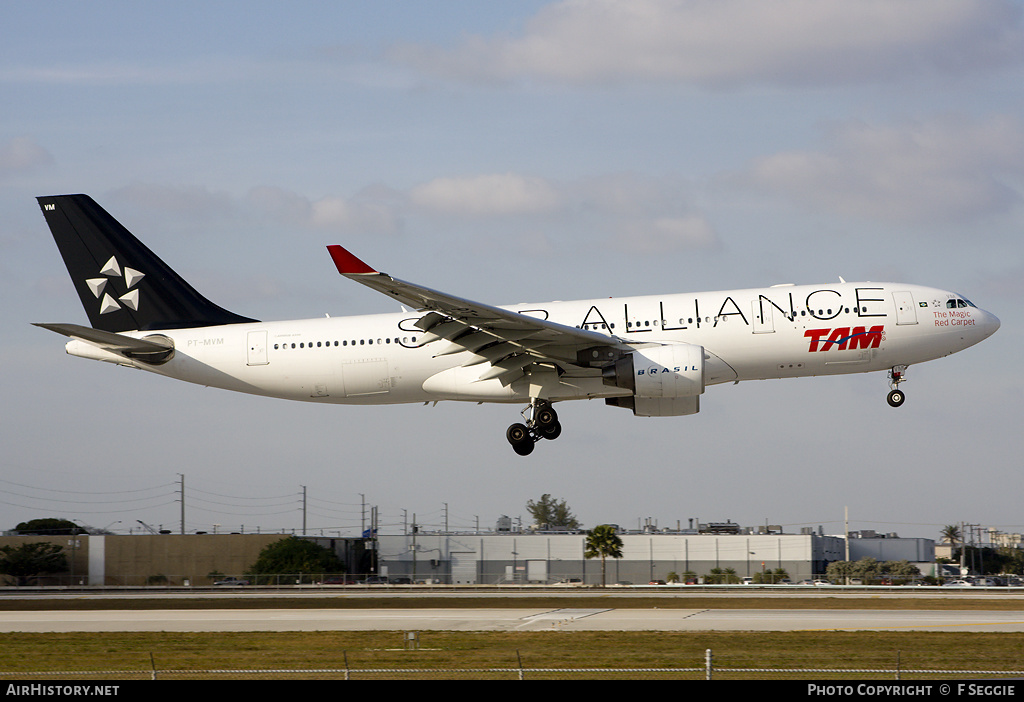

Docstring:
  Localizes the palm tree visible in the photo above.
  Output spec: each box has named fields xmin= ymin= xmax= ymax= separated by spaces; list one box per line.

xmin=584 ymin=525 xmax=623 ymax=587
xmin=941 ymin=525 xmax=962 ymax=545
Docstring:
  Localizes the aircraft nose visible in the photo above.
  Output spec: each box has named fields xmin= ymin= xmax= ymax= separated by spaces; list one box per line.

xmin=980 ymin=309 xmax=1001 ymax=338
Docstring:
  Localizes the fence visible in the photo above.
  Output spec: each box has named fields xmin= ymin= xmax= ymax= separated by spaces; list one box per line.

xmin=3 ymin=650 xmax=1023 ymax=680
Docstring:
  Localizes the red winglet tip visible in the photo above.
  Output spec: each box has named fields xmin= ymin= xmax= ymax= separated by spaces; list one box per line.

xmin=327 ymin=245 xmax=376 ymax=275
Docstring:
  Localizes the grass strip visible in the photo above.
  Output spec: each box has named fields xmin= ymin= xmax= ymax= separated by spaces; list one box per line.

xmin=1 ymin=594 xmax=1022 ymax=611
xmin=0 ymin=630 xmax=1021 ymax=679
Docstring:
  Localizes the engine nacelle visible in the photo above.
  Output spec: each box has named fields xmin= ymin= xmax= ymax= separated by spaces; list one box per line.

xmin=602 ymin=343 xmax=705 ymax=416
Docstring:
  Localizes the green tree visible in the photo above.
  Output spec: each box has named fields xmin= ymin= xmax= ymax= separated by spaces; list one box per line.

xmin=706 ymin=567 xmax=740 ymax=584
xmin=584 ymin=525 xmax=623 ymax=587
xmin=245 ymin=537 xmax=345 ymax=584
xmin=953 ymin=546 xmax=1024 ymax=576
xmin=884 ymin=560 xmax=922 ymax=579
xmin=12 ymin=518 xmax=85 ymax=536
xmin=525 ymin=494 xmax=580 ymax=529
xmin=940 ymin=525 xmax=962 ymax=544
xmin=0 ymin=542 xmax=67 ymax=585
xmin=753 ymin=568 xmax=789 ymax=584
xmin=826 ymin=558 xmax=921 ymax=583
xmin=757 ymin=568 xmax=786 ymax=585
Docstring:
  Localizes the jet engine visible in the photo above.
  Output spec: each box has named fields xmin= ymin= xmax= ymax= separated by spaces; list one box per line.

xmin=602 ymin=343 xmax=705 ymax=416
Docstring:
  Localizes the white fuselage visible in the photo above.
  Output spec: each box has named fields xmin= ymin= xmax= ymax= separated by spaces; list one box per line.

xmin=69 ymin=282 xmax=999 ymax=407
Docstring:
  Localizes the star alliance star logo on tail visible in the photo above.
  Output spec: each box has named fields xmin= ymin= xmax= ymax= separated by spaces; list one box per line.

xmin=85 ymin=255 xmax=144 ymax=315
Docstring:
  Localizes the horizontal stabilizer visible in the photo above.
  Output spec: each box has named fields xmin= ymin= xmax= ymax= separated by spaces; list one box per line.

xmin=34 ymin=323 xmax=174 ymax=363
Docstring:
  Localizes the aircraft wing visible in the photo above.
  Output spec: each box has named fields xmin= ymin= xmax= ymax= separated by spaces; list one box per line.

xmin=327 ymin=245 xmax=630 ymax=382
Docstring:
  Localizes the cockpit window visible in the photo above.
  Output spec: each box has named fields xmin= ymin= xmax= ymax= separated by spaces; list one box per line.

xmin=947 ymin=297 xmax=975 ymax=309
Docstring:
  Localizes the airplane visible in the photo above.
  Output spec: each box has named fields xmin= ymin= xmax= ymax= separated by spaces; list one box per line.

xmin=35 ymin=194 xmax=1000 ymax=456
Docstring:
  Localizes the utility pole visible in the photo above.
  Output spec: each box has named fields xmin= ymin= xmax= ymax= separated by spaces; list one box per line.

xmin=301 ymin=485 xmax=307 ymax=535
xmin=178 ymin=474 xmax=185 ymax=535
xmin=960 ymin=521 xmax=967 ymax=574
xmin=370 ymin=505 xmax=378 ymax=574
xmin=844 ymin=506 xmax=849 ymax=562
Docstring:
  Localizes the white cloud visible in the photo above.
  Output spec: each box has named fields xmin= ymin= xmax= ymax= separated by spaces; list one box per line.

xmin=410 ymin=173 xmax=563 ymax=217
xmin=0 ymin=136 xmax=54 ymax=177
xmin=740 ymin=115 xmax=1024 ymax=225
xmin=619 ymin=215 xmax=720 ymax=253
xmin=247 ymin=186 xmax=401 ymax=235
xmin=391 ymin=0 xmax=1024 ymax=87
xmin=110 ymin=183 xmax=233 ymax=218
xmin=407 ymin=171 xmax=722 ymax=254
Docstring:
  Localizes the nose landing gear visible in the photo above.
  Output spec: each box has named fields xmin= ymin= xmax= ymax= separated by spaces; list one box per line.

xmin=506 ymin=400 xmax=561 ymax=456
xmin=887 ymin=365 xmax=908 ymax=407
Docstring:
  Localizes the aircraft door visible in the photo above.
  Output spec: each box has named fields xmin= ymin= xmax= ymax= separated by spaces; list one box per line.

xmin=246 ymin=330 xmax=269 ymax=366
xmin=752 ymin=300 xmax=774 ymax=333
xmin=893 ymin=291 xmax=918 ymax=325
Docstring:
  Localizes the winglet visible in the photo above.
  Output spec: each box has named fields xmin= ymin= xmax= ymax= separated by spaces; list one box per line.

xmin=327 ymin=245 xmax=377 ymax=275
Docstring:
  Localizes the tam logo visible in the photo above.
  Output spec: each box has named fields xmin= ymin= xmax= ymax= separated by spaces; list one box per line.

xmin=805 ymin=326 xmax=884 ymax=352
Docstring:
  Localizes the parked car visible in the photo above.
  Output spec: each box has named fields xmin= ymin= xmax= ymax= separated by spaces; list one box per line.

xmin=213 ymin=576 xmax=250 ymax=586
xmin=362 ymin=575 xmax=390 ymax=585
xmin=321 ymin=576 xmax=357 ymax=585
xmin=552 ymin=578 xmax=583 ymax=586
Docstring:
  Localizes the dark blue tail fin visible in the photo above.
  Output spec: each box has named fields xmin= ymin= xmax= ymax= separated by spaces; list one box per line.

xmin=38 ymin=194 xmax=257 ymax=332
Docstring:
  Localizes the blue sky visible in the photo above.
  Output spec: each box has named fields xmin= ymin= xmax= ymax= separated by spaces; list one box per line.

xmin=2 ymin=1 xmax=1022 ymax=542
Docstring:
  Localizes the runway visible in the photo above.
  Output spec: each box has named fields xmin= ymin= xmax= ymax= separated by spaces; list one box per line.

xmin=3 ymin=607 xmax=1024 ymax=633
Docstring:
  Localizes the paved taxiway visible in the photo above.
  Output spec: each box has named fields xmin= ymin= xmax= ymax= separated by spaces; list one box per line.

xmin=3 ymin=607 xmax=1024 ymax=633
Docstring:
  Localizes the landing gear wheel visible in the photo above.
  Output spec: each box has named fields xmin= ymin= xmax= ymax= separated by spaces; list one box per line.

xmin=512 ymin=441 xmax=535 ymax=456
xmin=506 ymin=423 xmax=535 ymax=456
xmin=507 ymin=400 xmax=561 ymax=455
xmin=535 ymin=405 xmax=558 ymax=429
xmin=539 ymin=420 xmax=562 ymax=440
xmin=887 ymin=389 xmax=905 ymax=407
xmin=887 ymin=365 xmax=908 ymax=408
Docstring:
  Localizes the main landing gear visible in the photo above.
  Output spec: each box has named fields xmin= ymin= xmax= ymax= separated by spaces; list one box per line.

xmin=887 ymin=365 xmax=908 ymax=407
xmin=506 ymin=400 xmax=562 ymax=456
